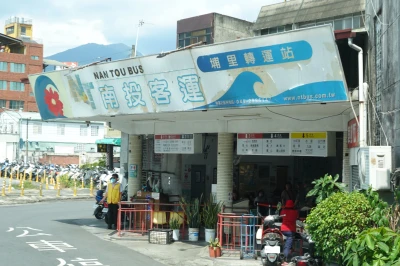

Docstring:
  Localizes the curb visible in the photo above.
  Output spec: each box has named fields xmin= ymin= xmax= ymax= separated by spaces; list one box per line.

xmin=0 ymin=195 xmax=92 ymax=205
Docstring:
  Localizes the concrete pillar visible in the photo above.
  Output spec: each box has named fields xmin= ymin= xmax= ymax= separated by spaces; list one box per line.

xmin=128 ymin=135 xmax=142 ymax=197
xmin=217 ymin=133 xmax=234 ymax=208
xmin=342 ymin=131 xmax=351 ymax=191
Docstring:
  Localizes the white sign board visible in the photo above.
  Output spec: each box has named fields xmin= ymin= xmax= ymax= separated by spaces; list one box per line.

xmin=154 ymin=134 xmax=202 ymax=154
xmin=29 ymin=26 xmax=348 ymax=121
xmin=290 ymin=132 xmax=329 ymax=157
xmin=237 ymin=132 xmax=335 ymax=157
xmin=237 ymin=133 xmax=290 ymax=156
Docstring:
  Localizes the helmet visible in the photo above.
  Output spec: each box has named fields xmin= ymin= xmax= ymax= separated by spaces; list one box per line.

xmin=264 ymin=215 xmax=276 ymax=227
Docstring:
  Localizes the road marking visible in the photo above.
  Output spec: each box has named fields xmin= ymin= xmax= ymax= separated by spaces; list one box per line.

xmin=26 ymin=240 xmax=77 ymax=252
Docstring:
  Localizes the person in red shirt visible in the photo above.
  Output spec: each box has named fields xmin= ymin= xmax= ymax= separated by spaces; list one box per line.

xmin=280 ymin=200 xmax=299 ymax=261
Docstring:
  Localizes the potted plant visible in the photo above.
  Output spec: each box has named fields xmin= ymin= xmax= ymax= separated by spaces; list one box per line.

xmin=209 ymin=238 xmax=222 ymax=258
xmin=180 ymin=196 xmax=202 ymax=241
xmin=203 ymin=193 xmax=223 ymax=242
xmin=169 ymin=217 xmax=180 ymax=241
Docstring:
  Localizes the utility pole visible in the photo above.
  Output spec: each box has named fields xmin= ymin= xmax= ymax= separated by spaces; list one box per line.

xmin=25 ymin=118 xmax=30 ymax=163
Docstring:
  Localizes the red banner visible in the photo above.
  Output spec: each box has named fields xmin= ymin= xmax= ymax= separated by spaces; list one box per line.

xmin=347 ymin=117 xmax=359 ymax=148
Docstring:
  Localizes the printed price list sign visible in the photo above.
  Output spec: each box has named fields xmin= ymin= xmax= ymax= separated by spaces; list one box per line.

xmin=290 ymin=132 xmax=327 ymax=157
xmin=237 ymin=133 xmax=290 ymax=156
xmin=154 ymin=134 xmax=195 ymax=154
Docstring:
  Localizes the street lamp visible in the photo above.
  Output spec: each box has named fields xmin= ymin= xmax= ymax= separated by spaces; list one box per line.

xmin=134 ymin=20 xmax=145 ymax=58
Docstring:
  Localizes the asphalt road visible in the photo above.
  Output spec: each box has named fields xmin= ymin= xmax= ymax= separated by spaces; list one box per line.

xmin=0 ymin=200 xmax=164 ymax=266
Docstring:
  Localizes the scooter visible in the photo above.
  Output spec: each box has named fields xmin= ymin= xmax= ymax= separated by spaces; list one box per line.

xmin=259 ymin=215 xmax=285 ymax=266
xmin=93 ymin=201 xmax=108 ymax=220
xmin=290 ymin=231 xmax=323 ymax=266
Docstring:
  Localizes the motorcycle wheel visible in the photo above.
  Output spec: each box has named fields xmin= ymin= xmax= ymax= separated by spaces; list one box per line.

xmin=94 ymin=207 xmax=103 ymax=219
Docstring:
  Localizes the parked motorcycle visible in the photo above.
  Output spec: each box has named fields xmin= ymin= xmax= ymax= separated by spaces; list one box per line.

xmin=93 ymin=201 xmax=108 ymax=220
xmin=259 ymin=215 xmax=285 ymax=266
xmin=290 ymin=231 xmax=323 ymax=266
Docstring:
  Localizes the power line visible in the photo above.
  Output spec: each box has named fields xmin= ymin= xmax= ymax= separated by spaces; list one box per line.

xmin=265 ymin=106 xmax=352 ymax=121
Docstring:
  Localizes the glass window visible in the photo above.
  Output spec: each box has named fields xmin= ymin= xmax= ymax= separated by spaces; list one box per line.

xmin=0 ymin=80 xmax=6 ymax=90
xmin=260 ymin=29 xmax=269 ymax=35
xmin=343 ymin=17 xmax=353 ymax=29
xmin=178 ymin=33 xmax=184 ymax=40
xmin=353 ymin=16 xmax=361 ymax=28
xmin=57 ymin=124 xmax=65 ymax=135
xmin=192 ymin=29 xmax=206 ymax=37
xmin=334 ymin=19 xmax=343 ymax=30
xmin=269 ymin=27 xmax=278 ymax=34
xmin=206 ymin=28 xmax=212 ymax=34
xmin=76 ymin=144 xmax=85 ymax=152
xmin=91 ymin=126 xmax=99 ymax=136
xmin=285 ymin=24 xmax=293 ymax=31
xmin=184 ymin=32 xmax=191 ymax=38
xmin=277 ymin=26 xmax=285 ymax=33
xmin=0 ymin=62 xmax=7 ymax=71
xmin=178 ymin=40 xmax=184 ymax=47
xmin=10 ymin=82 xmax=24 ymax=91
xmin=206 ymin=35 xmax=211 ymax=44
xmin=9 ymin=100 xmax=24 ymax=110
xmin=0 ymin=99 xmax=6 ymax=108
xmin=21 ymin=26 xmax=26 ymax=35
xmin=80 ymin=125 xmax=88 ymax=136
xmin=31 ymin=56 xmax=39 ymax=60
xmin=184 ymin=38 xmax=191 ymax=46
xmin=10 ymin=63 xmax=25 ymax=73
xmin=6 ymin=26 xmax=14 ymax=34
xmin=33 ymin=123 xmax=42 ymax=135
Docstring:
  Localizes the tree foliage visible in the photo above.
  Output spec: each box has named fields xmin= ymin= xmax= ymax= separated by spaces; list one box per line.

xmin=306 ymin=173 xmax=347 ymax=204
xmin=343 ymin=227 xmax=400 ymax=266
xmin=306 ymin=192 xmax=373 ymax=263
xmin=361 ymin=187 xmax=389 ymax=227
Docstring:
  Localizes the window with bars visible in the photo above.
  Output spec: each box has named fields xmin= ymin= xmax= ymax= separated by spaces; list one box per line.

xmin=9 ymin=100 xmax=24 ymax=110
xmin=0 ymin=62 xmax=7 ymax=71
xmin=10 ymin=63 xmax=25 ymax=73
xmin=91 ymin=126 xmax=99 ymax=136
xmin=80 ymin=125 xmax=88 ymax=136
xmin=75 ymin=144 xmax=85 ymax=152
xmin=178 ymin=28 xmax=212 ymax=47
xmin=0 ymin=80 xmax=6 ymax=90
xmin=33 ymin=123 xmax=42 ymax=135
xmin=57 ymin=124 xmax=65 ymax=135
xmin=10 ymin=82 xmax=25 ymax=91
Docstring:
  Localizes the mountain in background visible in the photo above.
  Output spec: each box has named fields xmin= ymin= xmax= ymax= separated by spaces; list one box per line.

xmin=45 ymin=43 xmax=143 ymax=69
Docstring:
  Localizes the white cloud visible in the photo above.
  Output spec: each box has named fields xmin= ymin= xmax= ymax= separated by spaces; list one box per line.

xmin=35 ymin=19 xmax=109 ymax=56
xmin=2 ymin=0 xmax=284 ymax=56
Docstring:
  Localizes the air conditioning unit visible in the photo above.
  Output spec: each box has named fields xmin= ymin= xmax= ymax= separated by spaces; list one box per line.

xmin=350 ymin=146 xmax=392 ymax=191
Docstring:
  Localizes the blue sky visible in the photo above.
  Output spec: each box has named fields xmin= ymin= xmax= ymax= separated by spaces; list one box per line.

xmin=1 ymin=0 xmax=283 ymax=57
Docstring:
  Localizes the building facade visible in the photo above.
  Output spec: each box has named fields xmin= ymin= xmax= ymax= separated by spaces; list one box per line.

xmin=0 ymin=17 xmax=43 ymax=112
xmin=176 ymin=13 xmax=254 ymax=48
xmin=0 ymin=110 xmax=105 ymax=164
xmin=365 ymin=0 xmax=400 ymax=169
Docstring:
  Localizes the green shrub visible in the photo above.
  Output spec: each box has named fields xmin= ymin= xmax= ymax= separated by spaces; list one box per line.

xmin=202 ymin=193 xmax=223 ymax=229
xmin=307 ymin=173 xmax=347 ymax=204
xmin=306 ymin=192 xmax=373 ymax=263
xmin=343 ymin=227 xmax=400 ymax=266
xmin=361 ymin=187 xmax=389 ymax=227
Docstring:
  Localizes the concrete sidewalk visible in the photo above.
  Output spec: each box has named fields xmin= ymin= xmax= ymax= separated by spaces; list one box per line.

xmin=0 ymin=177 xmax=92 ymax=205
xmin=82 ymin=226 xmax=261 ymax=266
